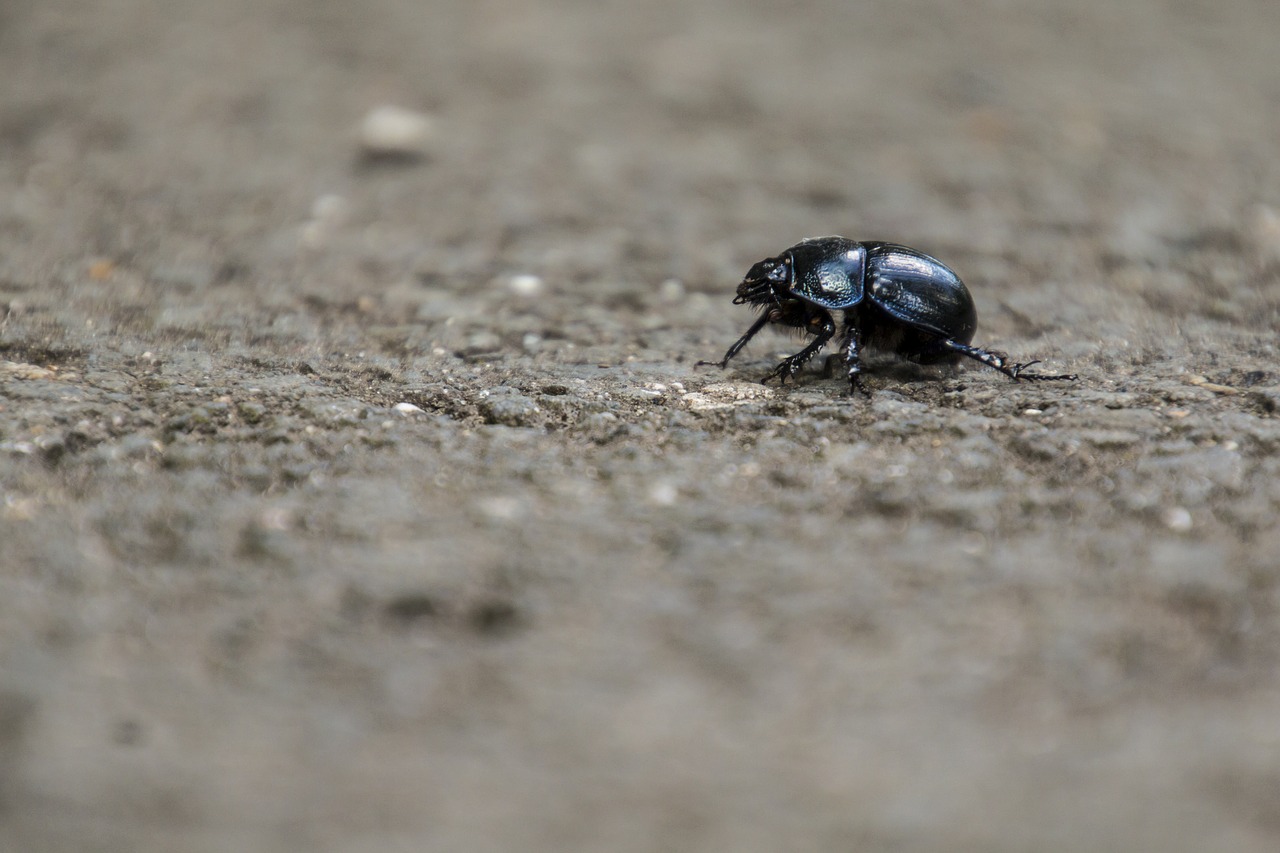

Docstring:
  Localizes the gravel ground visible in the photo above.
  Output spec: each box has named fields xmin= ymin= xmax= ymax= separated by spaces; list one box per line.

xmin=3 ymin=1 xmax=1280 ymax=851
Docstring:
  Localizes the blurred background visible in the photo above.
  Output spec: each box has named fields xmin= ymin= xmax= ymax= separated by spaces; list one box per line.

xmin=2 ymin=1 xmax=1279 ymax=851
xmin=6 ymin=0 xmax=1278 ymax=296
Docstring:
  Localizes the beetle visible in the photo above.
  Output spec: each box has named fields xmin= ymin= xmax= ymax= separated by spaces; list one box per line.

xmin=702 ymin=236 xmax=1076 ymax=394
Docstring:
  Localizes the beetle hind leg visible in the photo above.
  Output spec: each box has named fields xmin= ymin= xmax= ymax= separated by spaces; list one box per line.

xmin=939 ymin=340 xmax=1077 ymax=382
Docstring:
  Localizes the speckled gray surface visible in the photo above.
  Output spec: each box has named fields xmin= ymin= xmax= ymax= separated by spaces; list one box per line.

xmin=3 ymin=1 xmax=1280 ymax=850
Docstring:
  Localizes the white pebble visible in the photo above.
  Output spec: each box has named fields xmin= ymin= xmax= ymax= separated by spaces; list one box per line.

xmin=1162 ymin=506 xmax=1193 ymax=532
xmin=648 ymin=481 xmax=679 ymax=506
xmin=507 ymin=274 xmax=544 ymax=296
xmin=359 ymin=105 xmax=435 ymax=157
xmin=311 ymin=194 xmax=348 ymax=223
xmin=258 ymin=507 xmax=293 ymax=531
xmin=476 ymin=496 xmax=525 ymax=521
xmin=1249 ymin=204 xmax=1280 ymax=261
xmin=393 ymin=402 xmax=426 ymax=416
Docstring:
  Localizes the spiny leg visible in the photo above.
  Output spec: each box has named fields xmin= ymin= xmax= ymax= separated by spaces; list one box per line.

xmin=763 ymin=316 xmax=835 ymax=385
xmin=697 ymin=313 xmax=770 ymax=369
xmin=842 ymin=324 xmax=870 ymax=396
xmin=939 ymin=339 xmax=1077 ymax=382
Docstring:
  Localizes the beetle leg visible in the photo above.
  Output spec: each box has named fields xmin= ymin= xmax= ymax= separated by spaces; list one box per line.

xmin=763 ymin=315 xmax=835 ymax=385
xmin=842 ymin=324 xmax=870 ymax=396
xmin=697 ymin=313 xmax=771 ymax=369
xmin=938 ymin=340 xmax=1077 ymax=382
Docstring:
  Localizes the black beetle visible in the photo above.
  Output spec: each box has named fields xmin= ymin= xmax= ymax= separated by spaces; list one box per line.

xmin=702 ymin=236 xmax=1076 ymax=394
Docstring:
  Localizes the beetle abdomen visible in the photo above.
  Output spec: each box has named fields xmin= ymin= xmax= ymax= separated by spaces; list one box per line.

xmin=864 ymin=244 xmax=976 ymax=344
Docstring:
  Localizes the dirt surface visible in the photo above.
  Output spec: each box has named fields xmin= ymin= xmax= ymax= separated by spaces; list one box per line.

xmin=3 ymin=1 xmax=1280 ymax=850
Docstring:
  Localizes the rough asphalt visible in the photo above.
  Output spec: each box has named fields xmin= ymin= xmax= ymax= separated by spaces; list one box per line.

xmin=2 ymin=1 xmax=1280 ymax=851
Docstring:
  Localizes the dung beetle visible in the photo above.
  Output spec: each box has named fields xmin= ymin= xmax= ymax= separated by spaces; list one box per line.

xmin=702 ymin=236 xmax=1077 ymax=394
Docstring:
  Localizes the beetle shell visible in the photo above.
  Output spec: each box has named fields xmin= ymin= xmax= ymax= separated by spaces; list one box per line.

xmin=788 ymin=237 xmax=867 ymax=309
xmin=862 ymin=242 xmax=976 ymax=345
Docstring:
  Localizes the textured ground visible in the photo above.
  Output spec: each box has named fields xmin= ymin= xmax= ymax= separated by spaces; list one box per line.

xmin=3 ymin=1 xmax=1280 ymax=851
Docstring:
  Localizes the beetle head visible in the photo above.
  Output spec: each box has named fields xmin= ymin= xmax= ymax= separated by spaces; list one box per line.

xmin=733 ymin=254 xmax=792 ymax=306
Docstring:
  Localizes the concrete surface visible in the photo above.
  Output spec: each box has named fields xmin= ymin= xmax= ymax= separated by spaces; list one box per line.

xmin=2 ymin=1 xmax=1280 ymax=850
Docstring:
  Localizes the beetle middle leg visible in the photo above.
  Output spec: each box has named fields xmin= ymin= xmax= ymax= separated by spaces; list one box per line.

xmin=938 ymin=340 xmax=1077 ymax=382
xmin=763 ymin=315 xmax=835 ymax=385
xmin=840 ymin=324 xmax=870 ymax=396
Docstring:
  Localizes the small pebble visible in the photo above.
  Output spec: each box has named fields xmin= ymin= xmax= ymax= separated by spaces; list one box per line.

xmin=682 ymin=382 xmax=775 ymax=412
xmin=1250 ymin=204 xmax=1280 ymax=258
xmin=476 ymin=495 xmax=525 ymax=521
xmin=301 ymin=194 xmax=349 ymax=249
xmin=393 ymin=402 xmax=426 ymax=416
xmin=507 ymin=274 xmax=544 ymax=297
xmin=88 ymin=259 xmax=116 ymax=280
xmin=358 ymin=105 xmax=435 ymax=158
xmin=480 ymin=395 xmax=541 ymax=427
xmin=1 ymin=361 xmax=56 ymax=380
xmin=258 ymin=507 xmax=293 ymax=531
xmin=311 ymin=194 xmax=348 ymax=223
xmin=648 ymin=481 xmax=679 ymax=506
xmin=658 ymin=278 xmax=685 ymax=302
xmin=1161 ymin=506 xmax=1193 ymax=532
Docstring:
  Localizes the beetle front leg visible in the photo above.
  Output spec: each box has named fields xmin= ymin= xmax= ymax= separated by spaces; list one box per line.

xmin=939 ymin=340 xmax=1077 ymax=382
xmin=697 ymin=313 xmax=770 ymax=369
xmin=763 ymin=315 xmax=835 ymax=385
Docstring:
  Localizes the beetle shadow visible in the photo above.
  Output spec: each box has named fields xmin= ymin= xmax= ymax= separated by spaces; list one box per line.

xmin=820 ymin=354 xmax=954 ymax=385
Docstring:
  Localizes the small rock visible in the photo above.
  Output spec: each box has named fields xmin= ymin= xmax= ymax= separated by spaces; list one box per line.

xmin=300 ymin=400 xmax=368 ymax=427
xmin=238 ymin=401 xmax=268 ymax=425
xmin=1 ymin=361 xmax=56 ymax=380
xmin=475 ymin=495 xmax=526 ymax=521
xmin=88 ymin=259 xmax=117 ymax=281
xmin=34 ymin=432 xmax=67 ymax=463
xmin=1185 ymin=374 xmax=1238 ymax=396
xmin=682 ymin=382 xmax=774 ymax=412
xmin=358 ymin=105 xmax=435 ymax=159
xmin=648 ymin=481 xmax=679 ymax=506
xmin=311 ymin=193 xmax=348 ymax=224
xmin=580 ymin=411 xmax=623 ymax=441
xmin=480 ymin=395 xmax=541 ymax=427
xmin=1077 ymin=429 xmax=1143 ymax=449
xmin=300 ymin=194 xmax=349 ymax=248
xmin=1250 ymin=203 xmax=1280 ymax=259
xmin=393 ymin=402 xmax=426 ymax=416
xmin=459 ymin=331 xmax=503 ymax=357
xmin=616 ymin=387 xmax=663 ymax=404
xmin=658 ymin=278 xmax=685 ymax=302
xmin=507 ymin=274 xmax=544 ymax=297
xmin=1161 ymin=506 xmax=1193 ymax=532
